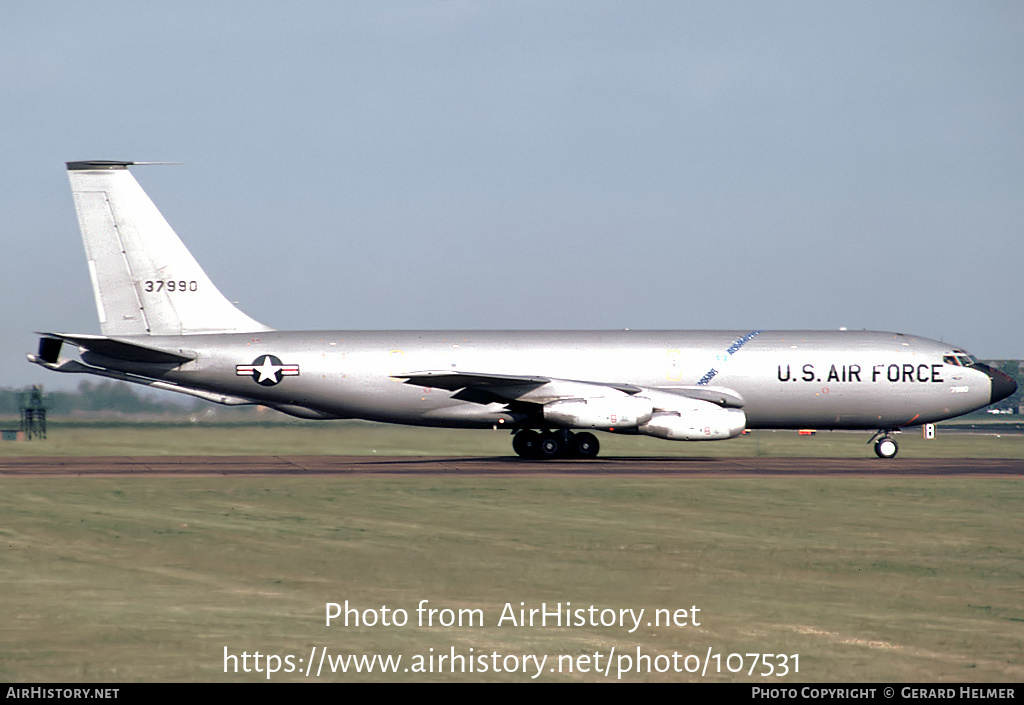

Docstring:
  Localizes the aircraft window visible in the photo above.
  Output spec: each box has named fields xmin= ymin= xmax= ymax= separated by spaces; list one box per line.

xmin=957 ymin=355 xmax=974 ymax=367
xmin=943 ymin=356 xmax=959 ymax=366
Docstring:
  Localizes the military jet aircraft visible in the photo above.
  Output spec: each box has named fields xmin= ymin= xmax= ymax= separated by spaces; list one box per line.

xmin=28 ymin=161 xmax=1017 ymax=459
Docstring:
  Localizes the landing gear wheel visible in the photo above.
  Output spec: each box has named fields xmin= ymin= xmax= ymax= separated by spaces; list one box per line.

xmin=512 ymin=430 xmax=540 ymax=458
xmin=874 ymin=436 xmax=898 ymax=459
xmin=536 ymin=432 xmax=564 ymax=460
xmin=570 ymin=432 xmax=600 ymax=459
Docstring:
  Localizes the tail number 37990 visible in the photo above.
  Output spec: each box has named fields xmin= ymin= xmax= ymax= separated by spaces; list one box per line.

xmin=144 ymin=280 xmax=198 ymax=293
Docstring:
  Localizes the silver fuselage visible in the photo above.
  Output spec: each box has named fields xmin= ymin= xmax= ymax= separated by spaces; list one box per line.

xmin=82 ymin=329 xmax=995 ymax=430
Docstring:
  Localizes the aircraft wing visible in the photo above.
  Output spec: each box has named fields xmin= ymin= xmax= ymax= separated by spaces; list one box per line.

xmin=396 ymin=370 xmax=552 ymax=391
xmin=395 ymin=370 xmax=741 ymax=408
xmin=396 ymin=369 xmax=747 ymax=439
xmin=649 ymin=385 xmax=745 ymax=409
xmin=396 ymin=370 xmax=646 ymax=399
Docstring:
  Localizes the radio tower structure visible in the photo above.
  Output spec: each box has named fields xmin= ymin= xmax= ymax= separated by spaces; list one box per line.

xmin=20 ymin=385 xmax=47 ymax=440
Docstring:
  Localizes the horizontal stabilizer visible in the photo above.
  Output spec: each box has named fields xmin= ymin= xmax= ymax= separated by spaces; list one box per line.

xmin=37 ymin=333 xmax=194 ymax=364
xmin=26 ymin=355 xmax=254 ymax=406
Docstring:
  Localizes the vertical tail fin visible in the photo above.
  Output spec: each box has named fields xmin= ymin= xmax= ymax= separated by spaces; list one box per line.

xmin=66 ymin=161 xmax=272 ymax=336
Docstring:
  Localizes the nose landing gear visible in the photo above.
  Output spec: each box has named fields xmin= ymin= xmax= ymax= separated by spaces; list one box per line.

xmin=870 ymin=431 xmax=899 ymax=459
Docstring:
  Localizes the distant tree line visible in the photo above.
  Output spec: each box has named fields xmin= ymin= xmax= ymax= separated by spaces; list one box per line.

xmin=992 ymin=360 xmax=1023 ymax=412
xmin=0 ymin=381 xmax=204 ymax=417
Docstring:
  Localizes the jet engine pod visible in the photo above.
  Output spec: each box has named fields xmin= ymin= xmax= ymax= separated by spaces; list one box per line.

xmin=638 ymin=406 xmax=746 ymax=441
xmin=542 ymin=396 xmax=655 ymax=429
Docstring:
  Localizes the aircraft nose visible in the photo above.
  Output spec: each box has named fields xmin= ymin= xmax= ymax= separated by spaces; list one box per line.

xmin=974 ymin=363 xmax=1018 ymax=405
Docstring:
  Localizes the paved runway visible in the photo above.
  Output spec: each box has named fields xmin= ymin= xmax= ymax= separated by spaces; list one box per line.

xmin=0 ymin=455 xmax=1020 ymax=476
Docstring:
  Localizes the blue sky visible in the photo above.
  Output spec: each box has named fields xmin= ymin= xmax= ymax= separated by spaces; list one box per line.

xmin=3 ymin=1 xmax=1022 ymax=389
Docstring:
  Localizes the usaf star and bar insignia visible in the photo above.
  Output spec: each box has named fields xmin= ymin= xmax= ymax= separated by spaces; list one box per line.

xmin=236 ymin=355 xmax=300 ymax=386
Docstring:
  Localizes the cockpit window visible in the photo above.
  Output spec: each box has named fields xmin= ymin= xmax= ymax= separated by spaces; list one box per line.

xmin=944 ymin=351 xmax=979 ymax=367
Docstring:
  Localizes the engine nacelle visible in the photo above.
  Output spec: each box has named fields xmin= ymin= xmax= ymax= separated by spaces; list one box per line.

xmin=638 ymin=407 xmax=746 ymax=441
xmin=543 ymin=396 xmax=655 ymax=429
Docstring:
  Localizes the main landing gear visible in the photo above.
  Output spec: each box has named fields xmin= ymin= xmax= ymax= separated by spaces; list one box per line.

xmin=512 ymin=429 xmax=600 ymax=460
xmin=870 ymin=431 xmax=899 ymax=459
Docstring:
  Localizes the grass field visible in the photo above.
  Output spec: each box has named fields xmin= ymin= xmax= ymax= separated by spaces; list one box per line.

xmin=1 ymin=423 xmax=1021 ymax=682
xmin=0 ymin=419 xmax=1022 ymax=458
xmin=1 ymin=474 xmax=1022 ymax=682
